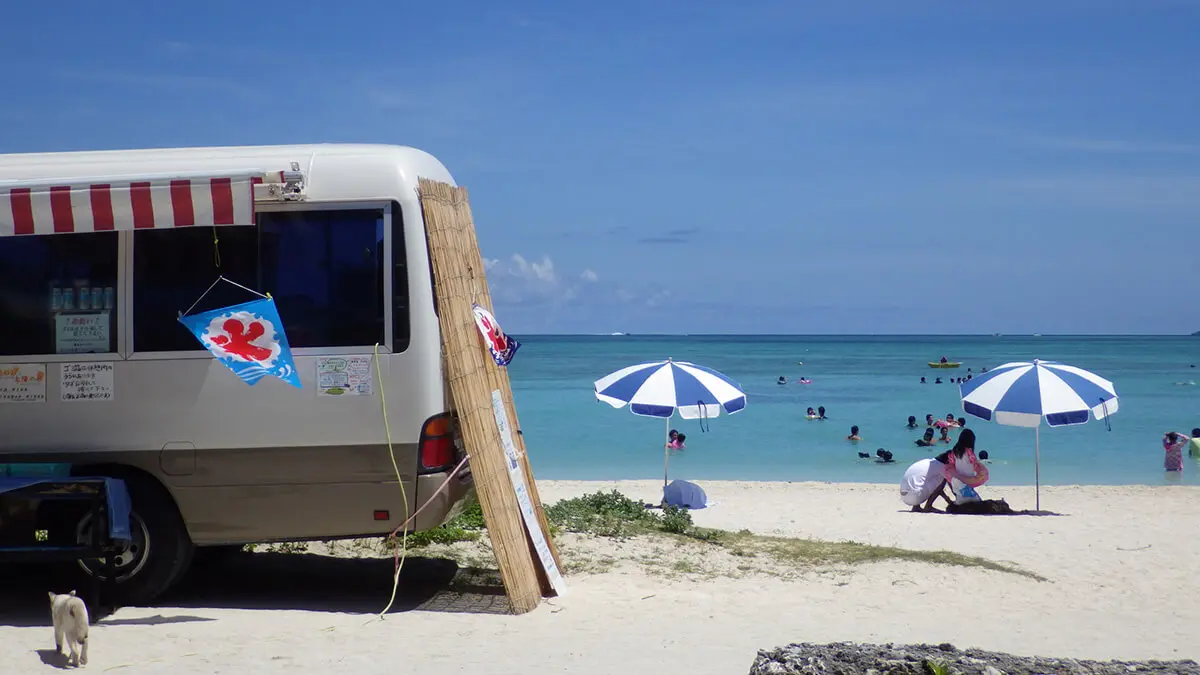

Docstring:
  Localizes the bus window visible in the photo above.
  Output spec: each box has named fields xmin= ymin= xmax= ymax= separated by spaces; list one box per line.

xmin=0 ymin=232 xmax=119 ymax=356
xmin=258 ymin=209 xmax=385 ymax=348
xmin=391 ymin=202 xmax=410 ymax=353
xmin=132 ymin=227 xmax=259 ymax=352
xmin=132 ymin=209 xmax=387 ymax=352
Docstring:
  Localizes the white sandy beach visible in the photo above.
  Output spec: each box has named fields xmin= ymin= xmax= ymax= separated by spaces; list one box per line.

xmin=2 ymin=480 xmax=1199 ymax=674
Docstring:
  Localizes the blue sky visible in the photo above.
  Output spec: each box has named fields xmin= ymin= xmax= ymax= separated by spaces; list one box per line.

xmin=3 ymin=1 xmax=1198 ymax=335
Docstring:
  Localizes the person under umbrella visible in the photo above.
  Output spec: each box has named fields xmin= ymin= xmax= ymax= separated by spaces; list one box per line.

xmin=594 ymin=358 xmax=746 ymax=491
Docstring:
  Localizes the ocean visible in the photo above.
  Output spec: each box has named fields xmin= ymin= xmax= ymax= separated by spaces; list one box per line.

xmin=506 ymin=335 xmax=1200 ymax=486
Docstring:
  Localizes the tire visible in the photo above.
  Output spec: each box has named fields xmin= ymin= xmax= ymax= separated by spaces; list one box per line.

xmin=73 ymin=467 xmax=195 ymax=606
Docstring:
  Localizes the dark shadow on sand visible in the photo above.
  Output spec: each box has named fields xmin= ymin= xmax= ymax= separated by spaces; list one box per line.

xmin=97 ymin=614 xmax=215 ymax=626
xmin=36 ymin=648 xmax=71 ymax=669
xmin=161 ymin=551 xmax=513 ymax=616
xmin=899 ymin=508 xmax=1065 ymax=516
xmin=1 ymin=552 xmax=513 ymax=626
xmin=0 ymin=561 xmax=112 ymax=627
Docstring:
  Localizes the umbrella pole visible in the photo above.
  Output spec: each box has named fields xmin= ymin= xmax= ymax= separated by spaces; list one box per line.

xmin=1035 ymin=424 xmax=1041 ymax=512
xmin=663 ymin=414 xmax=671 ymax=491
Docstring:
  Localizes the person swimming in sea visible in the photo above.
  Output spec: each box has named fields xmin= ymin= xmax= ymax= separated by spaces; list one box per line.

xmin=847 ymin=425 xmax=862 ymax=442
xmin=806 ymin=407 xmax=819 ymax=420
xmin=667 ymin=430 xmax=686 ymax=450
xmin=925 ymin=414 xmax=935 ymax=427
xmin=817 ymin=406 xmax=827 ymax=420
xmin=935 ymin=414 xmax=958 ymax=429
xmin=907 ymin=415 xmax=919 ymax=429
xmin=777 ymin=375 xmax=787 ymax=385
xmin=915 ymin=428 xmax=937 ymax=447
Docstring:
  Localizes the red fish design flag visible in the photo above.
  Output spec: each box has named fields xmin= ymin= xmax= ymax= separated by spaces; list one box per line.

xmin=472 ymin=304 xmax=520 ymax=366
xmin=177 ymin=298 xmax=302 ymax=387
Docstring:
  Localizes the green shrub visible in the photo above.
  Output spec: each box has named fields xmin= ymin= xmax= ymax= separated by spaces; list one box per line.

xmin=660 ymin=505 xmax=693 ymax=534
xmin=401 ymin=526 xmax=480 ymax=548
xmin=545 ymin=490 xmax=660 ymax=538
xmin=446 ymin=499 xmax=485 ymax=530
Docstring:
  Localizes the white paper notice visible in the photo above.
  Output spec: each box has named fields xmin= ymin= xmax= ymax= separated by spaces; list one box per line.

xmin=55 ymin=312 xmax=111 ymax=354
xmin=61 ymin=362 xmax=114 ymax=402
xmin=491 ymin=389 xmax=567 ymax=596
xmin=316 ymin=356 xmax=374 ymax=396
xmin=0 ymin=364 xmax=47 ymax=403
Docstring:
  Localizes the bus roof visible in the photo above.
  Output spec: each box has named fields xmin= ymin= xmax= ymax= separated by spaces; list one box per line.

xmin=0 ymin=143 xmax=456 ymax=204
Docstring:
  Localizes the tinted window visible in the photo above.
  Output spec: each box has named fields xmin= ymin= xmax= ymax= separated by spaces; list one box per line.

xmin=391 ymin=202 xmax=410 ymax=352
xmin=259 ymin=209 xmax=385 ymax=348
xmin=0 ymin=232 xmax=119 ymax=356
xmin=131 ymin=209 xmax=386 ymax=351
xmin=133 ymin=227 xmax=259 ymax=352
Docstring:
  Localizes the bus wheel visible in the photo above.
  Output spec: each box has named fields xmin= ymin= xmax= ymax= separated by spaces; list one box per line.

xmin=74 ymin=469 xmax=194 ymax=605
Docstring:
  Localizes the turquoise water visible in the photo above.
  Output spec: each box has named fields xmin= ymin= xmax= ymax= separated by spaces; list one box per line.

xmin=507 ymin=335 xmax=1200 ymax=486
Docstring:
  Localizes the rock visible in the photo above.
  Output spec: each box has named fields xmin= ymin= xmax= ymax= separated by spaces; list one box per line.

xmin=747 ymin=643 xmax=1200 ymax=675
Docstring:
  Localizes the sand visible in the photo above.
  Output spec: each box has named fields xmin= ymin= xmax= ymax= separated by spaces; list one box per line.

xmin=2 ymin=480 xmax=1198 ymax=675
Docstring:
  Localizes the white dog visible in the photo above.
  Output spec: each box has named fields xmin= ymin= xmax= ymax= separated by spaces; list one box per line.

xmin=49 ymin=590 xmax=89 ymax=667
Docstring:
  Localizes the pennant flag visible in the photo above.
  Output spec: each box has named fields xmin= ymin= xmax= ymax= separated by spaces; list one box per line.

xmin=472 ymin=304 xmax=520 ymax=366
xmin=178 ymin=297 xmax=302 ymax=388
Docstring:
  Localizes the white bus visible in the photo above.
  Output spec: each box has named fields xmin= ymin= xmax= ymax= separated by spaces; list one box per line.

xmin=0 ymin=144 xmax=475 ymax=604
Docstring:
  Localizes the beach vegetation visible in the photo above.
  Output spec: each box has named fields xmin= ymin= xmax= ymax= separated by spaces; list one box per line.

xmin=926 ymin=661 xmax=957 ymax=675
xmin=400 ymin=499 xmax=485 ymax=547
xmin=543 ymin=491 xmax=1045 ymax=581
xmin=343 ymin=490 xmax=1044 ymax=582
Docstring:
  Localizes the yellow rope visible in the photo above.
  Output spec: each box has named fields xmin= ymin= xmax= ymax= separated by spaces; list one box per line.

xmin=373 ymin=342 xmax=411 ymax=619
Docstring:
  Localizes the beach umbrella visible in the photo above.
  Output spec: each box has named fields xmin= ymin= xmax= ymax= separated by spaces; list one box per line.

xmin=593 ymin=358 xmax=746 ymax=489
xmin=959 ymin=359 xmax=1118 ymax=510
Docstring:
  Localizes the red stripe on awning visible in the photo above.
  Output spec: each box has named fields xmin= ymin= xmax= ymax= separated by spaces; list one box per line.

xmin=2 ymin=170 xmax=268 ymax=236
xmin=170 ymin=179 xmax=195 ymax=226
xmin=211 ymin=177 xmax=234 ymax=224
xmin=90 ymin=184 xmax=115 ymax=231
xmin=10 ymin=188 xmax=34 ymax=235
xmin=50 ymin=185 xmax=75 ymax=234
xmin=130 ymin=182 xmax=155 ymax=229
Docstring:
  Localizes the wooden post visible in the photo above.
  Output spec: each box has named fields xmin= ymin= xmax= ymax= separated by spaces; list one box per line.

xmin=418 ymin=178 xmax=562 ymax=612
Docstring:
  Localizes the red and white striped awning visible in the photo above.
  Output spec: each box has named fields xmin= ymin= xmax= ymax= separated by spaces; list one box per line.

xmin=0 ymin=170 xmax=296 ymax=237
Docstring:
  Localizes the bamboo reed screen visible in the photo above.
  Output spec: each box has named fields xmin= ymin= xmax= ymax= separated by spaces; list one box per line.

xmin=418 ymin=178 xmax=562 ymax=613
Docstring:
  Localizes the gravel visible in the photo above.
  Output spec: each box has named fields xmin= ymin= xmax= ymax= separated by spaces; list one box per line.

xmin=748 ymin=642 xmax=1200 ymax=675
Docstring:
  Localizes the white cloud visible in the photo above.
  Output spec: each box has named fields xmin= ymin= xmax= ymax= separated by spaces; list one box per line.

xmin=485 ymin=252 xmax=596 ymax=306
xmin=509 ymin=254 xmax=557 ymax=283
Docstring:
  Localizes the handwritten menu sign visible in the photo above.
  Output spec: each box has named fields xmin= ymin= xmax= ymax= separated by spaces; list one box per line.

xmin=0 ymin=364 xmax=47 ymax=403
xmin=316 ymin=356 xmax=374 ymax=396
xmin=55 ymin=312 xmax=111 ymax=354
xmin=61 ymin=362 xmax=114 ymax=402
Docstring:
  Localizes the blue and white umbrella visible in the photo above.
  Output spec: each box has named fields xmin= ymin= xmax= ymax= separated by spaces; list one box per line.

xmin=960 ymin=359 xmax=1118 ymax=510
xmin=594 ymin=358 xmax=746 ymax=488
